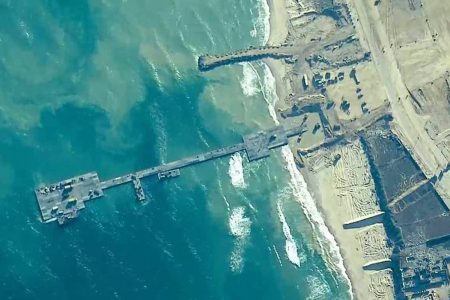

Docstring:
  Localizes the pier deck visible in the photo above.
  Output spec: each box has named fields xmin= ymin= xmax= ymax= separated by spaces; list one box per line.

xmin=35 ymin=125 xmax=302 ymax=224
xmin=35 ymin=172 xmax=103 ymax=224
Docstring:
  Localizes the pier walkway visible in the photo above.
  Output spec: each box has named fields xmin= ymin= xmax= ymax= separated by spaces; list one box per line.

xmin=198 ymin=45 xmax=295 ymax=71
xmin=35 ymin=125 xmax=302 ymax=225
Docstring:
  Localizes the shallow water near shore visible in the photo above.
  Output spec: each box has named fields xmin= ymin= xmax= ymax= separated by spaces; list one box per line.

xmin=0 ymin=0 xmax=350 ymax=299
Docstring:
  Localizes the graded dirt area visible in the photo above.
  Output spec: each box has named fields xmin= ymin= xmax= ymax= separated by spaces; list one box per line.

xmin=304 ymin=140 xmax=394 ymax=300
xmin=260 ymin=0 xmax=450 ymax=298
xmin=346 ymin=0 xmax=449 ymax=178
xmin=325 ymin=62 xmax=388 ymax=122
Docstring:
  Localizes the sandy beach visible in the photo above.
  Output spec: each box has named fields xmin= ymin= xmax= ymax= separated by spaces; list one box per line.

xmin=264 ymin=0 xmax=395 ymax=299
xmin=266 ymin=0 xmax=289 ymax=45
xmin=301 ymin=144 xmax=394 ymax=300
xmin=264 ymin=0 xmax=290 ymax=111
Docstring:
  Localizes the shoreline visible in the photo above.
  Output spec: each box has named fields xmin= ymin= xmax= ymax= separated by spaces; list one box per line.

xmin=300 ymin=166 xmax=363 ymax=300
xmin=263 ymin=0 xmax=356 ymax=298
xmin=265 ymin=0 xmax=290 ymax=111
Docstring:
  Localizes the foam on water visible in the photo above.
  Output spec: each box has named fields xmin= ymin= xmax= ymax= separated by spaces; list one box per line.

xmin=276 ymin=201 xmax=302 ymax=267
xmin=229 ymin=206 xmax=251 ymax=273
xmin=272 ymin=244 xmax=283 ymax=267
xmin=239 ymin=63 xmax=260 ymax=97
xmin=281 ymin=146 xmax=353 ymax=297
xmin=229 ymin=206 xmax=251 ymax=238
xmin=258 ymin=59 xmax=353 ymax=297
xmin=259 ymin=64 xmax=280 ymax=124
xmin=253 ymin=0 xmax=271 ymax=44
xmin=228 ymin=152 xmax=246 ymax=188
xmin=306 ymin=274 xmax=332 ymax=300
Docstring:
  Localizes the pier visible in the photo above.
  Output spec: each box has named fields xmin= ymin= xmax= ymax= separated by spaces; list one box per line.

xmin=198 ymin=44 xmax=295 ymax=71
xmin=35 ymin=125 xmax=303 ymax=225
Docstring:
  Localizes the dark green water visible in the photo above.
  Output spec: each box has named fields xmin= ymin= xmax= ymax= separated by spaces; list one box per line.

xmin=0 ymin=0 xmax=350 ymax=299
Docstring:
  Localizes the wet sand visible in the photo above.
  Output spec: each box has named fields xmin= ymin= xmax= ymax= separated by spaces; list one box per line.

xmin=301 ymin=149 xmax=394 ymax=300
xmin=263 ymin=0 xmax=388 ymax=299
xmin=265 ymin=0 xmax=290 ymax=111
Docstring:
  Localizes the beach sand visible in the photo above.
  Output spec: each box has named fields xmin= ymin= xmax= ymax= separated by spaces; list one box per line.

xmin=264 ymin=0 xmax=394 ymax=299
xmin=302 ymin=145 xmax=394 ymax=300
xmin=266 ymin=0 xmax=289 ymax=45
xmin=265 ymin=0 xmax=291 ymax=111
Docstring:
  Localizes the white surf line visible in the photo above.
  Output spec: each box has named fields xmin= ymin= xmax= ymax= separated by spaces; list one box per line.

xmin=228 ymin=153 xmax=247 ymax=188
xmin=281 ymin=146 xmax=353 ymax=298
xmin=306 ymin=274 xmax=332 ymax=300
xmin=259 ymin=58 xmax=353 ymax=297
xmin=259 ymin=0 xmax=271 ymax=44
xmin=252 ymin=63 xmax=279 ymax=124
xmin=239 ymin=62 xmax=261 ymax=97
xmin=273 ymin=244 xmax=283 ymax=267
xmin=277 ymin=201 xmax=301 ymax=267
xmin=250 ymin=0 xmax=353 ymax=296
xmin=229 ymin=206 xmax=252 ymax=273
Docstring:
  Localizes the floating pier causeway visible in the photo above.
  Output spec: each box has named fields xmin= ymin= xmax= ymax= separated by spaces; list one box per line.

xmin=35 ymin=125 xmax=302 ymax=225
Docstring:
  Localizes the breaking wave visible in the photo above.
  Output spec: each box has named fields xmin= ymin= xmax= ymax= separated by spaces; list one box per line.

xmin=250 ymin=0 xmax=270 ymax=44
xmin=240 ymin=62 xmax=260 ymax=97
xmin=306 ymin=275 xmax=332 ymax=300
xmin=229 ymin=206 xmax=251 ymax=273
xmin=259 ymin=59 xmax=353 ymax=297
xmin=229 ymin=206 xmax=251 ymax=238
xmin=228 ymin=153 xmax=246 ymax=188
xmin=260 ymin=64 xmax=280 ymax=124
xmin=281 ymin=146 xmax=352 ymax=297
xmin=277 ymin=201 xmax=303 ymax=267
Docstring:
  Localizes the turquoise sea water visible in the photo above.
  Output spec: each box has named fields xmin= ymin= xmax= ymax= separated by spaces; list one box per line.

xmin=0 ymin=1 xmax=350 ymax=299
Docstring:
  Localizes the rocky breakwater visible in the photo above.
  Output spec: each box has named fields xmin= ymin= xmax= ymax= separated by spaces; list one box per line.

xmin=198 ymin=44 xmax=295 ymax=71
